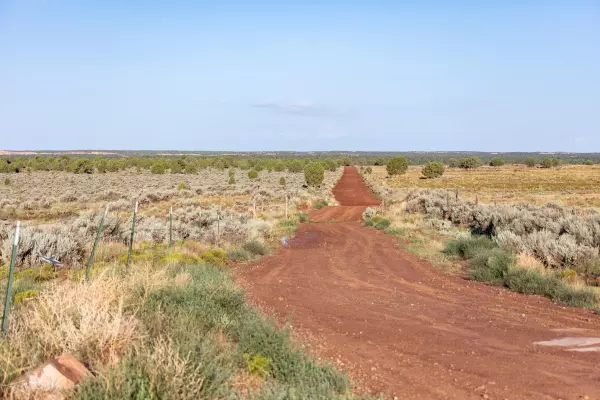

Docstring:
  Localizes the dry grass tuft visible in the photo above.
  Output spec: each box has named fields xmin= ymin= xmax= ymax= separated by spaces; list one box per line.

xmin=0 ymin=262 xmax=169 ymax=386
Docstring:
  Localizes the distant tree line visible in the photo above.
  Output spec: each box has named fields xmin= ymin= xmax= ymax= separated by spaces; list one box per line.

xmin=0 ymin=155 xmax=346 ymax=175
xmin=0 ymin=152 xmax=597 ymax=175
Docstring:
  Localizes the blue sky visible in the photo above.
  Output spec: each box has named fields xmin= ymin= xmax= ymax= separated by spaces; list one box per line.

xmin=1 ymin=1 xmax=598 ymax=151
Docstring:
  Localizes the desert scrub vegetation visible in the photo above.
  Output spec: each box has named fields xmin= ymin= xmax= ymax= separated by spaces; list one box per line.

xmin=0 ymin=166 xmax=343 ymax=270
xmin=0 ymin=167 xmax=342 ymax=220
xmin=0 ymin=205 xmax=285 ymax=270
xmin=405 ymin=189 xmax=600 ymax=276
xmin=0 ymin=259 xmax=362 ymax=399
xmin=445 ymin=233 xmax=598 ymax=308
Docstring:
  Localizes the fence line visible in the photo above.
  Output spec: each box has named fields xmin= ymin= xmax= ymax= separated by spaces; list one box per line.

xmin=0 ymin=197 xmax=303 ymax=334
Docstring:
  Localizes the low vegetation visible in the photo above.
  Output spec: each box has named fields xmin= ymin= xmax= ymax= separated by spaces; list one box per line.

xmin=304 ymin=162 xmax=325 ymax=187
xmin=366 ymin=164 xmax=600 ymax=207
xmin=445 ymin=234 xmax=597 ymax=308
xmin=421 ymin=162 xmax=445 ymax=179
xmin=386 ymin=157 xmax=409 ymax=176
xmin=1 ymin=259 xmax=358 ymax=398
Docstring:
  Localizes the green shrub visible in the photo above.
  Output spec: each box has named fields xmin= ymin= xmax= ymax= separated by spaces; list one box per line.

xmin=364 ymin=218 xmax=374 ymax=227
xmin=386 ymin=157 xmax=409 ymax=176
xmin=3 ymin=177 xmax=9 ymax=186
xmin=445 ymin=235 xmax=497 ymax=259
xmin=278 ymin=219 xmax=297 ymax=229
xmin=364 ymin=166 xmax=373 ymax=174
xmin=385 ymin=227 xmax=407 ymax=236
xmin=489 ymin=157 xmax=505 ymax=167
xmin=468 ymin=248 xmax=515 ymax=285
xmin=243 ymin=353 xmax=272 ymax=378
xmin=244 ymin=240 xmax=266 ymax=256
xmin=314 ymin=199 xmax=328 ymax=209
xmin=421 ymin=162 xmax=445 ymax=179
xmin=279 ymin=177 xmax=286 ymax=186
xmin=374 ymin=218 xmax=391 ymax=230
xmin=304 ymin=162 xmax=325 ymax=187
xmin=287 ymin=160 xmax=303 ymax=173
xmin=201 ymin=249 xmax=228 ymax=265
xmin=247 ymin=169 xmax=259 ymax=179
xmin=228 ymin=176 xmax=235 ymax=185
xmin=295 ymin=213 xmax=308 ymax=223
xmin=541 ymin=157 xmax=559 ymax=168
xmin=448 ymin=158 xmax=460 ymax=168
xmin=504 ymin=268 xmax=597 ymax=308
xmin=160 ymin=252 xmax=201 ymax=265
xmin=14 ymin=289 xmax=39 ymax=305
xmin=584 ymin=160 xmax=594 ymax=166
xmin=177 ymin=182 xmax=188 ymax=190
xmin=15 ymin=266 xmax=57 ymax=282
xmin=458 ymin=157 xmax=482 ymax=169
xmin=525 ymin=157 xmax=537 ymax=167
xmin=559 ymin=268 xmax=577 ymax=281
xmin=228 ymin=249 xmax=251 ymax=262
xmin=150 ymin=163 xmax=166 ymax=174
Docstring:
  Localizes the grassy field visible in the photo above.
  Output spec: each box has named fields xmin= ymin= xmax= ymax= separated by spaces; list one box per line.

xmin=371 ymin=164 xmax=600 ymax=208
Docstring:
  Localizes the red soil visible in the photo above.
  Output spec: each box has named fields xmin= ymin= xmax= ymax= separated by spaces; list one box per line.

xmin=310 ymin=166 xmax=380 ymax=222
xmin=240 ymin=167 xmax=600 ymax=399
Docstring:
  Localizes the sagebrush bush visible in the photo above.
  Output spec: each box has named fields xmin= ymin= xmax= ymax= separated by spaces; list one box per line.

xmin=362 ymin=207 xmax=378 ymax=221
xmin=244 ymin=240 xmax=266 ymax=256
xmin=227 ymin=248 xmax=251 ymax=262
xmin=407 ymin=189 xmax=600 ymax=274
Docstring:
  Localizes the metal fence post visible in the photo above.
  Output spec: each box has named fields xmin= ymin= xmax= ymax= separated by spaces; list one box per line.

xmin=216 ymin=209 xmax=221 ymax=247
xmin=85 ymin=206 xmax=108 ymax=280
xmin=126 ymin=201 xmax=138 ymax=265
xmin=169 ymin=207 xmax=173 ymax=248
xmin=2 ymin=221 xmax=20 ymax=335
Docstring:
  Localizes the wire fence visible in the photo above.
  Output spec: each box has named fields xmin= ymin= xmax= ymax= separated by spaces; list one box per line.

xmin=0 ymin=196 xmax=298 ymax=335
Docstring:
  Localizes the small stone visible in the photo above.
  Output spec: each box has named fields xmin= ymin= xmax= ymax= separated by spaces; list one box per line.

xmin=11 ymin=354 xmax=92 ymax=399
xmin=482 ymin=394 xmax=489 ymax=399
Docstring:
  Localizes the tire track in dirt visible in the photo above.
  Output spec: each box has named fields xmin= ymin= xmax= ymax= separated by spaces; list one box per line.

xmin=240 ymin=167 xmax=600 ymax=399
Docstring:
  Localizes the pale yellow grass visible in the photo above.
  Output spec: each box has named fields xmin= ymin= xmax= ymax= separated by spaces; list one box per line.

xmin=0 ymin=262 xmax=170 ymax=391
xmin=373 ymin=164 xmax=600 ymax=208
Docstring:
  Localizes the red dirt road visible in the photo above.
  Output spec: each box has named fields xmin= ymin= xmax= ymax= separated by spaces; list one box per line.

xmin=240 ymin=168 xmax=600 ymax=399
xmin=310 ymin=167 xmax=380 ymax=222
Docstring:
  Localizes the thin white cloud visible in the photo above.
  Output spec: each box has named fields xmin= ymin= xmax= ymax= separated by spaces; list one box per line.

xmin=251 ymin=101 xmax=333 ymax=117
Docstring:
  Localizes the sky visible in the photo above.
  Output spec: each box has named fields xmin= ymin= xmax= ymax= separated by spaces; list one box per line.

xmin=0 ymin=1 xmax=599 ymax=151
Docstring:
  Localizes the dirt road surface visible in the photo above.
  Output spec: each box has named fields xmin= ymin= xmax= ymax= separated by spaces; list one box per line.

xmin=240 ymin=167 xmax=600 ymax=399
